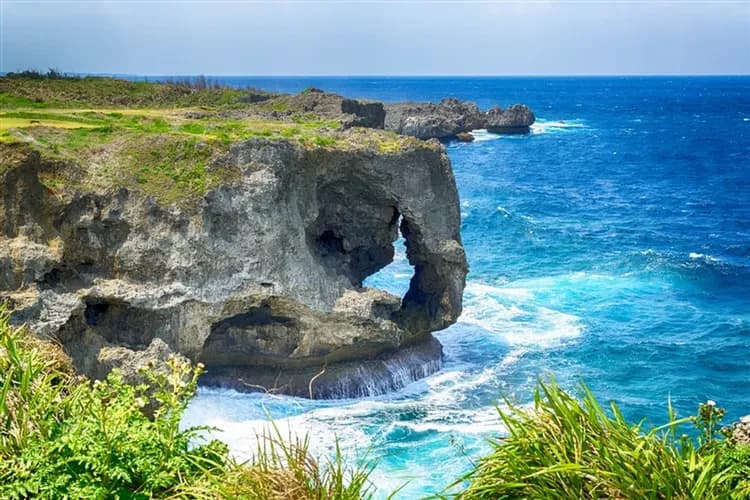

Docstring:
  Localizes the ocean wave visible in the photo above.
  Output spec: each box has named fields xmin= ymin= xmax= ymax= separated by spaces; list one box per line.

xmin=470 ymin=119 xmax=587 ymax=141
xmin=460 ymin=280 xmax=583 ymax=349
xmin=689 ymin=252 xmax=719 ymax=263
xmin=470 ymin=129 xmax=500 ymax=142
xmin=634 ymin=248 xmax=747 ymax=277
xmin=531 ymin=119 xmax=587 ymax=134
xmin=393 ymin=406 xmax=503 ymax=435
xmin=183 ymin=368 xmax=506 ymax=466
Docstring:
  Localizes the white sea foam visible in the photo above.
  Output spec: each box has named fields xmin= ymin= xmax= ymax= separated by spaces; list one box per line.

xmin=395 ymin=406 xmax=503 ymax=435
xmin=465 ymin=281 xmax=533 ymax=300
xmin=469 ymin=129 xmax=500 ymax=142
xmin=184 ymin=275 xmax=587 ymax=498
xmin=531 ymin=119 xmax=587 ymax=134
xmin=460 ymin=280 xmax=583 ymax=349
xmin=689 ymin=252 xmax=718 ymax=262
xmin=500 ymin=347 xmax=529 ymax=367
xmin=468 ymin=119 xmax=586 ymax=142
xmin=183 ymin=366 xmax=505 ymax=468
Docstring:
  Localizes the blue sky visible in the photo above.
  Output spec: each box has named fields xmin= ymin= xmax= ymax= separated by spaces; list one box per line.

xmin=1 ymin=1 xmax=749 ymax=75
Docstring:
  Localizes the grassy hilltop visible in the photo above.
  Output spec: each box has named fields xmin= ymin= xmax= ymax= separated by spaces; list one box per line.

xmin=0 ymin=73 xmax=421 ymax=205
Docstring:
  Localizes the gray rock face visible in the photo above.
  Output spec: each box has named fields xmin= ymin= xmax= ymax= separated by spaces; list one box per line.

xmin=0 ymin=135 xmax=467 ymax=398
xmin=486 ymin=104 xmax=536 ymax=134
xmin=384 ymin=98 xmax=487 ymax=139
xmin=732 ymin=417 xmax=750 ymax=445
xmin=258 ymin=90 xmax=385 ymax=130
xmin=341 ymin=98 xmax=385 ymax=129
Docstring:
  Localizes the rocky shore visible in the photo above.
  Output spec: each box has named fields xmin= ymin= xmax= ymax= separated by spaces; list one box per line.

xmin=0 ymin=76 xmax=532 ymax=398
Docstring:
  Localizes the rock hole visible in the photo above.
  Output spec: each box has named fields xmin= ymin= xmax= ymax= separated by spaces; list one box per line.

xmin=84 ymin=300 xmax=110 ymax=326
xmin=362 ymin=215 xmax=413 ymax=298
xmin=307 ymin=205 xmax=402 ymax=287
xmin=316 ymin=230 xmax=345 ymax=262
xmin=201 ymin=305 xmax=301 ymax=364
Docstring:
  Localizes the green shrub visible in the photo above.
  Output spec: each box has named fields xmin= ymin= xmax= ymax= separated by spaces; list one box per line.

xmin=0 ymin=307 xmax=376 ymax=499
xmin=313 ymin=135 xmax=337 ymax=147
xmin=446 ymin=379 xmax=750 ymax=499
xmin=0 ymin=305 xmax=226 ymax=499
xmin=717 ymin=443 xmax=750 ymax=498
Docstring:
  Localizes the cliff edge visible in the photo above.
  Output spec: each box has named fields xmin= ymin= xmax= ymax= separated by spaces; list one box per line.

xmin=0 ymin=76 xmax=467 ymax=398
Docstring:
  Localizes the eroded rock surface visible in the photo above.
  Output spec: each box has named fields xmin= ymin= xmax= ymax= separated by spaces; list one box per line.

xmin=486 ymin=104 xmax=536 ymax=134
xmin=384 ymin=98 xmax=487 ymax=139
xmin=385 ymin=98 xmax=536 ymax=139
xmin=0 ymin=133 xmax=467 ymax=398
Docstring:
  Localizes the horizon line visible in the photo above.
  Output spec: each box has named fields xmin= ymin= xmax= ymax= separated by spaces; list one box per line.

xmin=2 ymin=71 xmax=749 ymax=79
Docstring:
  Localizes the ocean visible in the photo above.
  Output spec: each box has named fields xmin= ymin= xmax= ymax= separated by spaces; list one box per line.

xmin=179 ymin=76 xmax=750 ymax=497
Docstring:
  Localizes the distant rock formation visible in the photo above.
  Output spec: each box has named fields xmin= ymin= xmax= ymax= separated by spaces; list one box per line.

xmin=486 ymin=104 xmax=536 ymax=134
xmin=384 ymin=98 xmax=487 ymax=140
xmin=250 ymin=90 xmax=386 ymax=130
xmin=385 ymin=99 xmax=535 ymax=139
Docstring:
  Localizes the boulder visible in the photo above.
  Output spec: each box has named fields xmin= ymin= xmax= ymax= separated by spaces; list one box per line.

xmin=486 ymin=104 xmax=535 ymax=134
xmin=732 ymin=416 xmax=750 ymax=445
xmin=455 ymin=132 xmax=475 ymax=142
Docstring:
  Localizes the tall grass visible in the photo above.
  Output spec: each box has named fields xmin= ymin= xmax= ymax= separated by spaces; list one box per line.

xmin=0 ymin=306 xmax=376 ymax=499
xmin=446 ymin=379 xmax=749 ymax=499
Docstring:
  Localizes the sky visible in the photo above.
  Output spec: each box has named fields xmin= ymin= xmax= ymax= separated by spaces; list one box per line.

xmin=1 ymin=0 xmax=749 ymax=76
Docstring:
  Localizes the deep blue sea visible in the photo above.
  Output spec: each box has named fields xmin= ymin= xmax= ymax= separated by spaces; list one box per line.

xmin=179 ymin=76 xmax=750 ymax=498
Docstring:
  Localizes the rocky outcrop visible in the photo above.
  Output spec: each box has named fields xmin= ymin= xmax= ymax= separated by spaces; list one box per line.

xmin=384 ymin=98 xmax=487 ymax=140
xmin=385 ymin=99 xmax=535 ymax=139
xmin=0 ymin=133 xmax=467 ymax=398
xmin=257 ymin=90 xmax=386 ymax=130
xmin=486 ymin=104 xmax=535 ymax=134
xmin=341 ymin=98 xmax=386 ymax=129
xmin=732 ymin=416 xmax=750 ymax=445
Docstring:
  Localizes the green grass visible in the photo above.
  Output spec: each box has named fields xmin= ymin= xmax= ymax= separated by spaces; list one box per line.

xmin=444 ymin=379 xmax=750 ymax=499
xmin=179 ymin=122 xmax=207 ymax=135
xmin=0 ymin=76 xmax=270 ymax=109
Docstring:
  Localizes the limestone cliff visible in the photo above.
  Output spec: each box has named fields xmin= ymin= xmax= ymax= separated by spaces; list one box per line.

xmin=0 ymin=108 xmax=467 ymax=397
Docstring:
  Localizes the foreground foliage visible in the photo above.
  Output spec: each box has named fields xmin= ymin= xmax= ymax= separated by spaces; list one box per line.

xmin=2 ymin=302 xmax=749 ymax=499
xmin=0 ymin=307 xmax=374 ymax=499
xmin=450 ymin=380 xmax=750 ymax=499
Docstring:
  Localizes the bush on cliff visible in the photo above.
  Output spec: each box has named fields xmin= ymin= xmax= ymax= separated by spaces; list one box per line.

xmin=447 ymin=379 xmax=750 ymax=499
xmin=0 ymin=306 xmax=374 ymax=499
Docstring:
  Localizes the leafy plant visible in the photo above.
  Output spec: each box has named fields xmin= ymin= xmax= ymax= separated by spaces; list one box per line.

xmin=0 ymin=306 xmax=378 ymax=499
xmin=445 ymin=379 xmax=750 ymax=499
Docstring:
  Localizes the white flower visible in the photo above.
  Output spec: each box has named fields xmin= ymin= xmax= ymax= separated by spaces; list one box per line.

xmin=706 ymin=400 xmax=716 ymax=407
xmin=740 ymin=415 xmax=750 ymax=424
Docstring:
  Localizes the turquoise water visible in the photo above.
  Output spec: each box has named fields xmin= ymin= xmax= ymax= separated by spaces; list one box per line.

xmin=182 ymin=77 xmax=750 ymax=497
